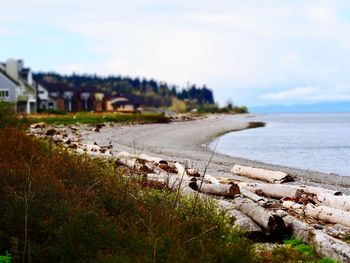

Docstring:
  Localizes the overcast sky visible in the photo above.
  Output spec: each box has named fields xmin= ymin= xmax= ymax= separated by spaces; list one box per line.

xmin=1 ymin=0 xmax=350 ymax=106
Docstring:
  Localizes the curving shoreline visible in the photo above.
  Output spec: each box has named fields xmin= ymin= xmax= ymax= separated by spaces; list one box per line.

xmin=80 ymin=114 xmax=350 ymax=194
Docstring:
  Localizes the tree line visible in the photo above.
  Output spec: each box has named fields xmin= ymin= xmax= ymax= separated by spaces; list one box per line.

xmin=34 ymin=73 xmax=215 ymax=108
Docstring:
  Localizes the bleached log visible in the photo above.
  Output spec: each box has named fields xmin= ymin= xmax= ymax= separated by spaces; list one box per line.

xmin=325 ymin=224 xmax=350 ymax=240
xmin=316 ymin=193 xmax=350 ymax=212
xmin=283 ymin=215 xmax=350 ymax=262
xmin=146 ymin=173 xmax=195 ymax=195
xmin=231 ymin=164 xmax=293 ymax=184
xmin=304 ymin=204 xmax=350 ymax=227
xmin=281 ymin=200 xmax=303 ymax=211
xmin=115 ymin=151 xmax=167 ymax=164
xmin=239 ymin=184 xmax=269 ymax=205
xmin=190 ymin=182 xmax=240 ymax=197
xmin=115 ymin=158 xmax=138 ymax=169
xmin=239 ymin=182 xmax=341 ymax=200
xmin=174 ymin=162 xmax=187 ymax=177
xmin=233 ymin=196 xmax=287 ymax=236
xmin=202 ymin=174 xmax=221 ymax=184
xmin=138 ymin=153 xmax=166 ymax=164
xmin=217 ymin=199 xmax=264 ymax=239
xmin=186 ymin=168 xmax=200 ymax=177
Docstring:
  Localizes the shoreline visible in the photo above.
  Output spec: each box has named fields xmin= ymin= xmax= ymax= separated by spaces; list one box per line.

xmin=80 ymin=114 xmax=350 ymax=194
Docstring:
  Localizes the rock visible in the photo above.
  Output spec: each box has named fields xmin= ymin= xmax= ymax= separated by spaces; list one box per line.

xmin=52 ymin=135 xmax=63 ymax=143
xmin=30 ymin=122 xmax=46 ymax=129
xmin=46 ymin=128 xmax=59 ymax=136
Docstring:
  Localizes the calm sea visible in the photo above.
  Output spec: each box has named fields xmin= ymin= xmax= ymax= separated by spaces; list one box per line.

xmin=212 ymin=113 xmax=350 ymax=176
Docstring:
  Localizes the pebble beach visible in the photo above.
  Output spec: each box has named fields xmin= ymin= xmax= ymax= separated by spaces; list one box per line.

xmin=80 ymin=114 xmax=350 ymax=195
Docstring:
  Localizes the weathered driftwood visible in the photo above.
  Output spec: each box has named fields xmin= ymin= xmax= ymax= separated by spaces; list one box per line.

xmin=304 ymin=204 xmax=350 ymax=227
xmin=239 ymin=184 xmax=269 ymax=206
xmin=217 ymin=199 xmax=264 ymax=239
xmin=283 ymin=215 xmax=350 ymax=262
xmin=231 ymin=165 xmax=293 ymax=184
xmin=189 ymin=182 xmax=240 ymax=197
xmin=316 ymin=193 xmax=350 ymax=212
xmin=202 ymin=174 xmax=221 ymax=184
xmin=325 ymin=224 xmax=350 ymax=240
xmin=239 ymin=182 xmax=341 ymax=200
xmin=282 ymin=200 xmax=303 ymax=211
xmin=233 ymin=196 xmax=287 ymax=237
xmin=186 ymin=168 xmax=200 ymax=177
xmin=174 ymin=162 xmax=187 ymax=177
xmin=146 ymin=173 xmax=194 ymax=195
xmin=282 ymin=201 xmax=350 ymax=228
xmin=115 ymin=151 xmax=167 ymax=164
xmin=115 ymin=158 xmax=139 ymax=169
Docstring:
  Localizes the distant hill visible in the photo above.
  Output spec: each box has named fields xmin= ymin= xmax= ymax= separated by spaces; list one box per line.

xmin=33 ymin=72 xmax=214 ymax=108
xmin=250 ymin=102 xmax=350 ymax=113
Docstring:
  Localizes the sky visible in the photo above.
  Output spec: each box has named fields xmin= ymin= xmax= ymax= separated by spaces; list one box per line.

xmin=1 ymin=0 xmax=350 ymax=107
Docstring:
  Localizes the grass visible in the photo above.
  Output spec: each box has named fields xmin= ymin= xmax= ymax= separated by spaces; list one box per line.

xmin=26 ymin=112 xmax=170 ymax=125
xmin=270 ymin=238 xmax=338 ymax=263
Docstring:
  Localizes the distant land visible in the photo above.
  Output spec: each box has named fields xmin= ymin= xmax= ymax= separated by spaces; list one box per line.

xmin=250 ymin=102 xmax=350 ymax=113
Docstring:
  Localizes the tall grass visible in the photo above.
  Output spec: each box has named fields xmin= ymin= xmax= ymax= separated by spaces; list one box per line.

xmin=0 ymin=128 xmax=257 ymax=262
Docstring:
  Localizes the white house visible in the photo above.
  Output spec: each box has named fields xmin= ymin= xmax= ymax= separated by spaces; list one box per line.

xmin=37 ymin=84 xmax=56 ymax=110
xmin=107 ymin=95 xmax=137 ymax=112
xmin=0 ymin=59 xmax=37 ymax=114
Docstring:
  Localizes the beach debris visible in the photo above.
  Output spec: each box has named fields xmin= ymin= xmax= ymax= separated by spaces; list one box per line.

xmin=316 ymin=192 xmax=350 ymax=212
xmin=30 ymin=122 xmax=46 ymax=129
xmin=231 ymin=164 xmax=294 ymax=184
xmin=189 ymin=180 xmax=240 ymax=197
xmin=217 ymin=199 xmax=264 ymax=240
xmin=304 ymin=204 xmax=350 ymax=228
xmin=233 ymin=195 xmax=287 ymax=238
xmin=237 ymin=182 xmax=341 ymax=200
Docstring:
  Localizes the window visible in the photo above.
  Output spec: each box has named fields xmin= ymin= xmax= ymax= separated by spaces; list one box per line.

xmin=0 ymin=90 xmax=9 ymax=98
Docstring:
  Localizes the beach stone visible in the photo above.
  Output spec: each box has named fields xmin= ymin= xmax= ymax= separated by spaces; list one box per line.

xmin=30 ymin=122 xmax=46 ymax=129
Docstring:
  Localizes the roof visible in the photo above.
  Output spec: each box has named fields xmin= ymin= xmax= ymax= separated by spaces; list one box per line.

xmin=0 ymin=68 xmax=20 ymax=86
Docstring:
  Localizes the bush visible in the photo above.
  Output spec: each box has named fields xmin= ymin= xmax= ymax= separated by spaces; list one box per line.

xmin=0 ymin=127 xmax=255 ymax=262
xmin=0 ymin=102 xmax=16 ymax=128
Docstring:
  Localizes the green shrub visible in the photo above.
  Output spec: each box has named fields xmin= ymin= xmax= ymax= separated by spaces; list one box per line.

xmin=0 ymin=252 xmax=11 ymax=263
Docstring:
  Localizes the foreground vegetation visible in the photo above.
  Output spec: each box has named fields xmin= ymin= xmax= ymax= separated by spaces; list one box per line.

xmin=0 ymin=102 xmax=337 ymax=262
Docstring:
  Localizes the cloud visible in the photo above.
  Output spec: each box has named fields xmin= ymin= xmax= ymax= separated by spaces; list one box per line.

xmin=2 ymin=0 xmax=350 ymax=106
xmin=261 ymin=85 xmax=350 ymax=103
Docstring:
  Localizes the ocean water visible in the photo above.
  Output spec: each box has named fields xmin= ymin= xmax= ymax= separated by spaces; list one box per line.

xmin=212 ymin=113 xmax=350 ymax=176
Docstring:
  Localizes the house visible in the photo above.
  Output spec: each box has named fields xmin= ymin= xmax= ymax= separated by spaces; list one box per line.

xmin=107 ymin=95 xmax=143 ymax=113
xmin=37 ymin=84 xmax=56 ymax=110
xmin=0 ymin=59 xmax=37 ymax=114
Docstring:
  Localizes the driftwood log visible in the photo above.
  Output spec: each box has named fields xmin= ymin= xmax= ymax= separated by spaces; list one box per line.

xmin=233 ymin=195 xmax=287 ymax=237
xmin=304 ymin=204 xmax=350 ymax=227
xmin=115 ymin=151 xmax=167 ymax=164
xmin=189 ymin=181 xmax=240 ymax=197
xmin=239 ymin=182 xmax=341 ymax=199
xmin=316 ymin=193 xmax=350 ymax=212
xmin=239 ymin=184 xmax=269 ymax=206
xmin=217 ymin=199 xmax=264 ymax=239
xmin=231 ymin=165 xmax=293 ymax=184
xmin=283 ymin=215 xmax=350 ymax=262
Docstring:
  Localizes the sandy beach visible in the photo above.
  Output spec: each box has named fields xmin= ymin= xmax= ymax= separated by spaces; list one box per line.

xmin=80 ymin=114 xmax=350 ymax=194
